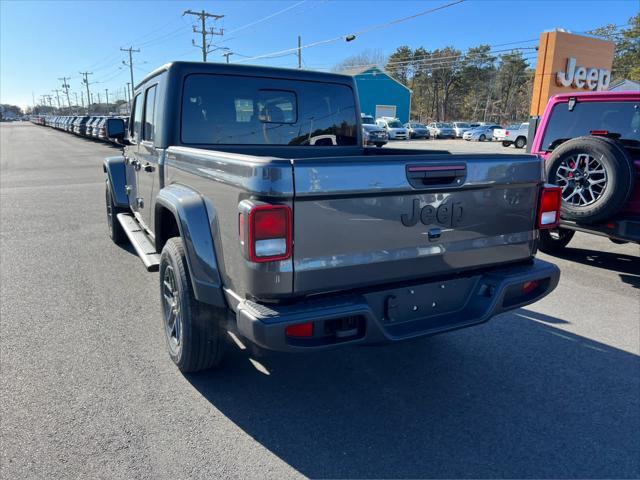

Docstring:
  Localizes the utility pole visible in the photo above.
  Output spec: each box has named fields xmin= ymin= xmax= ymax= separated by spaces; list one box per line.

xmin=80 ymin=91 xmax=85 ymax=108
xmin=59 ymin=77 xmax=72 ymax=108
xmin=79 ymin=71 xmax=93 ymax=114
xmin=105 ymin=88 xmax=110 ymax=108
xmin=120 ymin=47 xmax=140 ymax=102
xmin=73 ymin=92 xmax=79 ymax=106
xmin=222 ymin=51 xmax=234 ymax=63
xmin=126 ymin=82 xmax=131 ymax=112
xmin=183 ymin=9 xmax=224 ymax=62
xmin=297 ymin=35 xmax=302 ymax=69
xmin=97 ymin=92 xmax=102 ymax=109
xmin=52 ymin=89 xmax=62 ymax=109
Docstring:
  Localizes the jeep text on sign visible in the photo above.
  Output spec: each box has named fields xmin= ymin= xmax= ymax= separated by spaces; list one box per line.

xmin=555 ymin=57 xmax=611 ymax=91
xmin=530 ymin=30 xmax=614 ymax=116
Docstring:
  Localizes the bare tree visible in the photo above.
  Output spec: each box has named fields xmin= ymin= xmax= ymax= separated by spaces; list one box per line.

xmin=333 ymin=49 xmax=387 ymax=72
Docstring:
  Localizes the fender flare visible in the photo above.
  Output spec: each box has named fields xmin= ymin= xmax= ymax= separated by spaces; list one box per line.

xmin=155 ymin=184 xmax=226 ymax=308
xmin=103 ymin=156 xmax=129 ymax=208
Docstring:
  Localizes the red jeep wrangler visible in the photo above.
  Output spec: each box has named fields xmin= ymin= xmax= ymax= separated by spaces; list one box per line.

xmin=531 ymin=91 xmax=640 ymax=252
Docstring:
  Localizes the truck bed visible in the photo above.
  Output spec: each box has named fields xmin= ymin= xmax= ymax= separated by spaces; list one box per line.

xmin=166 ymin=146 xmax=544 ymax=300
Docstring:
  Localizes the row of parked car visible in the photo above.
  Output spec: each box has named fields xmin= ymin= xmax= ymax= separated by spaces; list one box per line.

xmin=31 ymin=115 xmax=128 ymax=143
xmin=360 ymin=114 xmax=529 ymax=148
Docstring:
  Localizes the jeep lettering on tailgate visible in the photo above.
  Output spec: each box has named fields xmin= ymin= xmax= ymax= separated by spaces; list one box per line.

xmin=401 ymin=198 xmax=464 ymax=228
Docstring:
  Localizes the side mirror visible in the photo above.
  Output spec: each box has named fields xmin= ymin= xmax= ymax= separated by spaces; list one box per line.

xmin=105 ymin=118 xmax=125 ymax=140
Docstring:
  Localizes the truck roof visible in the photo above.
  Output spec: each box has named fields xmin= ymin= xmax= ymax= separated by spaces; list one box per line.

xmin=135 ymin=61 xmax=354 ymax=91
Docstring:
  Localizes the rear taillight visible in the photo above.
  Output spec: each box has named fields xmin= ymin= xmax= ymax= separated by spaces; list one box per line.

xmin=285 ymin=322 xmax=314 ymax=338
xmin=522 ymin=280 xmax=540 ymax=295
xmin=505 ymin=130 xmax=510 ymax=136
xmin=538 ymin=186 xmax=562 ymax=229
xmin=241 ymin=204 xmax=292 ymax=262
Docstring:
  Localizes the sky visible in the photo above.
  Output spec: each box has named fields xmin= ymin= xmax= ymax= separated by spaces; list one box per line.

xmin=1 ymin=0 xmax=637 ymax=109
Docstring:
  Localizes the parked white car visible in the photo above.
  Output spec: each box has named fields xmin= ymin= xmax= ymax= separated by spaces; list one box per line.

xmin=462 ymin=124 xmax=502 ymax=142
xmin=494 ymin=123 xmax=529 ymax=149
xmin=452 ymin=121 xmax=472 ymax=138
xmin=376 ymin=117 xmax=408 ymax=140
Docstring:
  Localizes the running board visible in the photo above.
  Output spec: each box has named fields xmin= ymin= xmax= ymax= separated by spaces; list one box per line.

xmin=116 ymin=213 xmax=160 ymax=272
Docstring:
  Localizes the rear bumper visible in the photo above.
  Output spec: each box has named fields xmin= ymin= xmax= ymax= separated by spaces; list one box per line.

xmin=235 ymin=258 xmax=560 ymax=352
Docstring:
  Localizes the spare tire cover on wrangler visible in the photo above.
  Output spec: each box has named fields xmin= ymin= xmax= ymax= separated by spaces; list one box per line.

xmin=546 ymin=136 xmax=635 ymax=224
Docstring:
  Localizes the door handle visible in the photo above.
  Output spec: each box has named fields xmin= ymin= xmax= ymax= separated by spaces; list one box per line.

xmin=130 ymin=159 xmax=141 ymax=170
xmin=143 ymin=163 xmax=155 ymax=173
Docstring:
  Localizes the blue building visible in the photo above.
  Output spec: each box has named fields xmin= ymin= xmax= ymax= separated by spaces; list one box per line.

xmin=346 ymin=66 xmax=412 ymax=123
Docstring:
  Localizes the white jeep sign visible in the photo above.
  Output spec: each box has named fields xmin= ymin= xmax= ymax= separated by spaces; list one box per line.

xmin=556 ymin=57 xmax=611 ymax=91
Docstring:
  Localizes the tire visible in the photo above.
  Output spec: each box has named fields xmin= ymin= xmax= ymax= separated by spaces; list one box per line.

xmin=479 ymin=134 xmax=486 ymax=142
xmin=105 ymin=181 xmax=127 ymax=245
xmin=502 ymin=141 xmax=512 ymax=147
xmin=515 ymin=136 xmax=526 ymax=149
xmin=538 ymin=228 xmax=575 ymax=254
xmin=159 ymin=237 xmax=225 ymax=373
xmin=546 ymin=136 xmax=634 ymax=224
xmin=376 ymin=144 xmax=383 ymax=148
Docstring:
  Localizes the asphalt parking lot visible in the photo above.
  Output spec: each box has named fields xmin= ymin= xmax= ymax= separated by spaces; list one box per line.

xmin=388 ymin=136 xmax=524 ymax=154
xmin=1 ymin=122 xmax=639 ymax=479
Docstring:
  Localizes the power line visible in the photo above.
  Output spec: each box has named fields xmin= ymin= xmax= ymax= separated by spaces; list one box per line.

xmin=226 ymin=0 xmax=307 ymax=34
xmin=183 ymin=9 xmax=225 ymax=62
xmin=134 ymin=23 xmax=192 ymax=49
xmin=235 ymin=0 xmax=466 ymax=63
xmin=333 ymin=46 xmax=539 ymax=72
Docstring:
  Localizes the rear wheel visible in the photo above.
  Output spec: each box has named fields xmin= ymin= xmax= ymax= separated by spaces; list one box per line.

xmin=479 ymin=134 xmax=486 ymax=142
xmin=538 ymin=228 xmax=575 ymax=254
xmin=546 ymin=136 xmax=634 ymax=224
xmin=515 ymin=136 xmax=526 ymax=149
xmin=502 ymin=141 xmax=512 ymax=147
xmin=160 ymin=238 xmax=225 ymax=373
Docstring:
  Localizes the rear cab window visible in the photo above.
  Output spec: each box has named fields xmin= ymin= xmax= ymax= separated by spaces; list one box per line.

xmin=143 ymin=85 xmax=158 ymax=142
xmin=180 ymin=74 xmax=357 ymax=146
xmin=542 ymin=100 xmax=640 ymax=151
xmin=131 ymin=93 xmax=143 ymax=142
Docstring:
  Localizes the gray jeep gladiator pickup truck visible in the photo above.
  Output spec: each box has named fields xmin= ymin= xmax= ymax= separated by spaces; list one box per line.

xmin=103 ymin=61 xmax=560 ymax=372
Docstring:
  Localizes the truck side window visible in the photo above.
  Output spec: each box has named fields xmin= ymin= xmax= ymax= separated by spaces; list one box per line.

xmin=143 ymin=85 xmax=157 ymax=142
xmin=131 ymin=93 xmax=143 ymax=143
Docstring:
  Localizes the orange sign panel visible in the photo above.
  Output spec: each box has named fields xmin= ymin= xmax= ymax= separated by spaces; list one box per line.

xmin=530 ymin=31 xmax=615 ymax=116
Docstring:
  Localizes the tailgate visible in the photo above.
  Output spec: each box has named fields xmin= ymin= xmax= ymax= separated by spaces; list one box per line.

xmin=494 ymin=129 xmax=507 ymax=140
xmin=292 ymin=154 xmax=543 ymax=295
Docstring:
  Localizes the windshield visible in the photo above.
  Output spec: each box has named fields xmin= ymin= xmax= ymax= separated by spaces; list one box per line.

xmin=387 ymin=120 xmax=403 ymax=128
xmin=181 ymin=74 xmax=358 ymax=146
xmin=454 ymin=122 xmax=469 ymax=128
xmin=361 ymin=116 xmax=375 ymax=125
xmin=411 ymin=123 xmax=426 ymax=128
xmin=542 ymin=101 xmax=640 ymax=151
